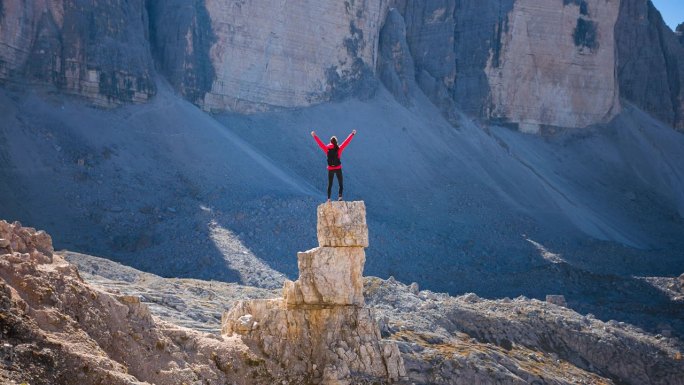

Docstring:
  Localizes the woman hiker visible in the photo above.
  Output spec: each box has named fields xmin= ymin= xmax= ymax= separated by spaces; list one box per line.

xmin=311 ymin=129 xmax=357 ymax=202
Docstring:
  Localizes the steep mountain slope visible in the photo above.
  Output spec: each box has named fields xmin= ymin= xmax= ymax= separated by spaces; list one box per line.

xmin=1 ymin=83 xmax=683 ymax=311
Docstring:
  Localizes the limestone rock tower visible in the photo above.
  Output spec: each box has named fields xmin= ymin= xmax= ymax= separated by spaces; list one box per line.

xmin=222 ymin=201 xmax=405 ymax=384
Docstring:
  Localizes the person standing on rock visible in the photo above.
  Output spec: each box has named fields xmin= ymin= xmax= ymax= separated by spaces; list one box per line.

xmin=311 ymin=129 xmax=357 ymax=202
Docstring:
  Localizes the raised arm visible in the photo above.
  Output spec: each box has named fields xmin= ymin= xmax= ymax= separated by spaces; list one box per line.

xmin=311 ymin=131 xmax=328 ymax=153
xmin=339 ymin=130 xmax=356 ymax=153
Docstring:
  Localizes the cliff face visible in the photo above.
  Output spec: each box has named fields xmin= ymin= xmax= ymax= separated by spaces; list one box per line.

xmin=2 ymin=0 xmax=684 ymax=131
xmin=148 ymin=0 xmax=388 ymax=113
xmin=484 ymin=0 xmax=621 ymax=133
xmin=381 ymin=0 xmax=622 ymax=132
xmin=615 ymin=0 xmax=684 ymax=131
xmin=0 ymin=0 xmax=155 ymax=106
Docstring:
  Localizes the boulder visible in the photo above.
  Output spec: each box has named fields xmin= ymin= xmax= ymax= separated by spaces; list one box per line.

xmin=546 ymin=295 xmax=568 ymax=307
xmin=317 ymin=201 xmax=369 ymax=247
xmin=284 ymin=246 xmax=365 ymax=307
xmin=222 ymin=298 xmax=405 ymax=384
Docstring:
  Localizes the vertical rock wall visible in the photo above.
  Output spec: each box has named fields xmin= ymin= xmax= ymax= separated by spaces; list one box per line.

xmin=615 ymin=0 xmax=684 ymax=131
xmin=198 ymin=0 xmax=389 ymax=113
xmin=0 ymin=0 xmax=155 ymax=106
xmin=485 ymin=0 xmax=621 ymax=133
xmin=1 ymin=0 xmax=684 ymax=131
xmin=146 ymin=0 xmax=216 ymax=105
xmin=380 ymin=0 xmax=622 ymax=132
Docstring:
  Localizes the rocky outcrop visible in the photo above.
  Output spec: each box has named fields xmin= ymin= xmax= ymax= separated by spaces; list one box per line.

xmin=366 ymin=277 xmax=684 ymax=385
xmin=616 ymin=0 xmax=684 ymax=131
xmin=283 ymin=246 xmax=366 ymax=307
xmin=381 ymin=0 xmax=622 ymax=132
xmin=0 ymin=220 xmax=277 ymax=385
xmin=223 ymin=201 xmax=406 ymax=384
xmin=0 ymin=0 xmax=155 ymax=106
xmin=6 ymin=219 xmax=681 ymax=385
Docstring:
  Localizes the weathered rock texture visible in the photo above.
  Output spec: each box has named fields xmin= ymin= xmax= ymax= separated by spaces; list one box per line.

xmin=0 ymin=0 xmax=155 ymax=106
xmin=64 ymin=248 xmax=684 ymax=385
xmin=6 ymin=222 xmax=681 ymax=385
xmin=148 ymin=0 xmax=389 ymax=112
xmin=146 ymin=1 xmax=216 ymax=105
xmin=616 ymin=0 xmax=684 ymax=131
xmin=3 ymin=0 xmax=684 ymax=131
xmin=484 ymin=0 xmax=621 ymax=133
xmin=366 ymin=277 xmax=684 ymax=385
xmin=0 ymin=220 xmax=280 ymax=385
xmin=317 ymin=201 xmax=369 ymax=247
xmin=377 ymin=8 xmax=417 ymax=107
xmin=381 ymin=0 xmax=623 ymax=131
xmin=223 ymin=201 xmax=406 ymax=384
xmin=284 ymin=246 xmax=366 ymax=306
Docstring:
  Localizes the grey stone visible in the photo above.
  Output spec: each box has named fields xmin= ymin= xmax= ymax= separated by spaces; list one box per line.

xmin=616 ymin=0 xmax=684 ymax=131
xmin=546 ymin=295 xmax=568 ymax=307
xmin=377 ymin=8 xmax=417 ymax=106
xmin=0 ymin=0 xmax=156 ymax=106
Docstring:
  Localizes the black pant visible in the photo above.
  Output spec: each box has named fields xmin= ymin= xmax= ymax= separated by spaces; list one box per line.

xmin=327 ymin=169 xmax=343 ymax=199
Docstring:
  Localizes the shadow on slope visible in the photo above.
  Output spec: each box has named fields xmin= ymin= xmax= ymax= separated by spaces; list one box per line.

xmin=0 ymin=86 xmax=314 ymax=286
xmin=1 ymin=83 xmax=683 ymax=330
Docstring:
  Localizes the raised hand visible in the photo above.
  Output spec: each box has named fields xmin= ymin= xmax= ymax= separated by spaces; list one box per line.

xmin=311 ymin=131 xmax=316 ymax=137
xmin=352 ymin=129 xmax=357 ymax=135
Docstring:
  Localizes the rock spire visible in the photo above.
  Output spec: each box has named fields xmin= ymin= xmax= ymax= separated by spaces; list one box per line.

xmin=222 ymin=201 xmax=405 ymax=384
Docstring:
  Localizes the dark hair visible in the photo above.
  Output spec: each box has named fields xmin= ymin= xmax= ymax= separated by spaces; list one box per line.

xmin=330 ymin=136 xmax=339 ymax=149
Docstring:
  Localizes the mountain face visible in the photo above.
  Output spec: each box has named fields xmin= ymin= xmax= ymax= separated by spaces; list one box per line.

xmin=616 ymin=0 xmax=684 ymax=131
xmin=382 ymin=0 xmax=622 ymax=132
xmin=147 ymin=0 xmax=388 ymax=112
xmin=1 ymin=0 xmax=683 ymax=131
xmin=0 ymin=0 xmax=155 ymax=106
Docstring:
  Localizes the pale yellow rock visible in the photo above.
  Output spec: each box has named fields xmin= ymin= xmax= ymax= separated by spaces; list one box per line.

xmin=317 ymin=201 xmax=369 ymax=248
xmin=284 ymin=246 xmax=365 ymax=307
xmin=485 ymin=0 xmax=621 ymax=131
xmin=222 ymin=298 xmax=404 ymax=383
xmin=202 ymin=0 xmax=388 ymax=113
xmin=222 ymin=200 xmax=405 ymax=383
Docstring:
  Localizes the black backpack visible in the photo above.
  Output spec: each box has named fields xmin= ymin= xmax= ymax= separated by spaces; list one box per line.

xmin=327 ymin=146 xmax=341 ymax=167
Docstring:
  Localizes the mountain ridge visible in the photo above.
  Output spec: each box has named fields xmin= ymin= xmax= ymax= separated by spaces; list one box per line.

xmin=2 ymin=0 xmax=683 ymax=130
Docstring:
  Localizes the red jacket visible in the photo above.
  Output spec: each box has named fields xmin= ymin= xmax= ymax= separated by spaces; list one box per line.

xmin=313 ymin=132 xmax=355 ymax=170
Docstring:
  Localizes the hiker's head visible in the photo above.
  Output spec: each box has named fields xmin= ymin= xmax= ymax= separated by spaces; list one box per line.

xmin=330 ymin=136 xmax=338 ymax=148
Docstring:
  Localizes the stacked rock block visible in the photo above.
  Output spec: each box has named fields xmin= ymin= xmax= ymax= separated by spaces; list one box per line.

xmin=222 ymin=201 xmax=405 ymax=384
xmin=283 ymin=201 xmax=368 ymax=307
